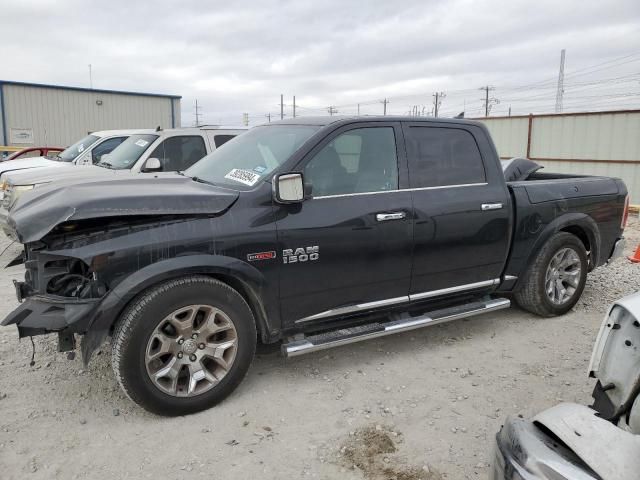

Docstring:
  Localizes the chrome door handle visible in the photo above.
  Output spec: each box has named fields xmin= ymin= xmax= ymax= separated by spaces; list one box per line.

xmin=481 ymin=203 xmax=503 ymax=211
xmin=376 ymin=212 xmax=406 ymax=222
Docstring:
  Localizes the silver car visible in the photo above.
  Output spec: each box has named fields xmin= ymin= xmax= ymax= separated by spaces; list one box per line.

xmin=492 ymin=292 xmax=640 ymax=480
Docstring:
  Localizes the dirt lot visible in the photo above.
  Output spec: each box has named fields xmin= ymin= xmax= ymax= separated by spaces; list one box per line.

xmin=0 ymin=218 xmax=638 ymax=480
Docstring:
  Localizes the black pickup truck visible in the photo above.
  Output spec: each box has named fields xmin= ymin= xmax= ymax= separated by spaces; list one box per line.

xmin=1 ymin=117 xmax=629 ymax=415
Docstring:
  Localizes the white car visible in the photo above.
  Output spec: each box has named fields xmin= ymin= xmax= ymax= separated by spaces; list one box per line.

xmin=0 ymin=126 xmax=246 ymax=235
xmin=0 ymin=129 xmax=145 ymax=178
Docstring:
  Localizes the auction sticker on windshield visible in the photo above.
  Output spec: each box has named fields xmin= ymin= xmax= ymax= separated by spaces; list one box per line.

xmin=224 ymin=168 xmax=261 ymax=186
xmin=135 ymin=139 xmax=149 ymax=147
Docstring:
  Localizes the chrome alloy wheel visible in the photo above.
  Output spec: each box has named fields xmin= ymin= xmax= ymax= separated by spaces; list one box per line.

xmin=145 ymin=305 xmax=238 ymax=397
xmin=545 ymin=247 xmax=582 ymax=305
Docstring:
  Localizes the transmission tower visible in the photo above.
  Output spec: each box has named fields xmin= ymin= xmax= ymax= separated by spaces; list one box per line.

xmin=327 ymin=106 xmax=338 ymax=116
xmin=555 ymin=49 xmax=566 ymax=113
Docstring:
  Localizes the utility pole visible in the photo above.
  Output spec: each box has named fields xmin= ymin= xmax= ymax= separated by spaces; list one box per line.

xmin=293 ymin=95 xmax=296 ymax=118
xmin=280 ymin=94 xmax=284 ymax=120
xmin=555 ymin=49 xmax=566 ymax=113
xmin=194 ymin=99 xmax=203 ymax=126
xmin=266 ymin=113 xmax=272 ymax=123
xmin=479 ymin=86 xmax=499 ymax=117
xmin=381 ymin=98 xmax=389 ymax=115
xmin=433 ymin=91 xmax=445 ymax=118
xmin=508 ymin=106 xmax=512 ymax=117
xmin=88 ymin=64 xmax=93 ymax=89
xmin=357 ymin=104 xmax=360 ymax=116
xmin=327 ymin=106 xmax=338 ymax=116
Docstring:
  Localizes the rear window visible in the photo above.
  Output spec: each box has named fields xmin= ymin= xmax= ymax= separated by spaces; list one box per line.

xmin=405 ymin=127 xmax=486 ymax=188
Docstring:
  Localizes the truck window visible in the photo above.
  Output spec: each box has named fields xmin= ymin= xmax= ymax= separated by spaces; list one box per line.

xmin=304 ymin=127 xmax=398 ymax=197
xmin=91 ymin=137 xmax=126 ymax=164
xmin=213 ymin=134 xmax=235 ymax=148
xmin=405 ymin=127 xmax=486 ymax=188
xmin=149 ymin=136 xmax=207 ymax=171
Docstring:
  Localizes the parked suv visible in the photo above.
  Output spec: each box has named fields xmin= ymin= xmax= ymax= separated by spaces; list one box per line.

xmin=0 ymin=126 xmax=245 ymax=234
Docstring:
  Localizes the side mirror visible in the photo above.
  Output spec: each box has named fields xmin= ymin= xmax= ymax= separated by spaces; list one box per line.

xmin=142 ymin=157 xmax=162 ymax=173
xmin=274 ymin=173 xmax=305 ymax=203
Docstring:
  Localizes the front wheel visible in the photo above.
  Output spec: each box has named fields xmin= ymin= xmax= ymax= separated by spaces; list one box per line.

xmin=111 ymin=276 xmax=256 ymax=416
xmin=514 ymin=232 xmax=588 ymax=317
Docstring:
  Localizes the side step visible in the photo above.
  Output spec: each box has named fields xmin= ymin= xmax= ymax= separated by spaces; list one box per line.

xmin=282 ymin=297 xmax=510 ymax=357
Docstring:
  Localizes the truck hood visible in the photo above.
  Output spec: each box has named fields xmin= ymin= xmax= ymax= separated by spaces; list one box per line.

xmin=8 ymin=173 xmax=239 ymax=243
xmin=0 ymin=157 xmax=68 ymax=176
xmin=7 ymin=164 xmax=116 ymax=186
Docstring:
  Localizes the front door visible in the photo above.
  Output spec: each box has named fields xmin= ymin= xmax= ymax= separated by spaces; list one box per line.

xmin=274 ymin=123 xmax=413 ymax=327
xmin=403 ymin=122 xmax=511 ymax=300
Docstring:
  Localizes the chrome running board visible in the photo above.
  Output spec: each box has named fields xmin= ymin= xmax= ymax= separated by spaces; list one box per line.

xmin=282 ymin=297 xmax=510 ymax=357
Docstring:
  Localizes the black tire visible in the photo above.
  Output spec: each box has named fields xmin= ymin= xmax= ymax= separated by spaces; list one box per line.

xmin=111 ymin=275 xmax=256 ymax=416
xmin=513 ymin=232 xmax=588 ymax=317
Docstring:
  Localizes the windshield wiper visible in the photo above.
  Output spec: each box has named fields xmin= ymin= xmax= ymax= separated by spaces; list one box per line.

xmin=191 ymin=176 xmax=216 ymax=186
xmin=97 ymin=161 xmax=114 ymax=169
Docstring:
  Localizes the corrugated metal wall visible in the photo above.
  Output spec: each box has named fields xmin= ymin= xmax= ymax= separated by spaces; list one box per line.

xmin=478 ymin=110 xmax=640 ymax=203
xmin=0 ymin=82 xmax=181 ymax=147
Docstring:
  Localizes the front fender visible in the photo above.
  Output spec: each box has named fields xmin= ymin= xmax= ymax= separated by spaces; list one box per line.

xmin=81 ymin=254 xmax=278 ymax=363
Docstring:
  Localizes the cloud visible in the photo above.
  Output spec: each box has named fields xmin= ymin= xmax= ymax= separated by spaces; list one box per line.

xmin=1 ymin=0 xmax=639 ymax=124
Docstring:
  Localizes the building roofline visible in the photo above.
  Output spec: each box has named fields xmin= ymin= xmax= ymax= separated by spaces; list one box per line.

xmin=0 ymin=80 xmax=182 ymax=99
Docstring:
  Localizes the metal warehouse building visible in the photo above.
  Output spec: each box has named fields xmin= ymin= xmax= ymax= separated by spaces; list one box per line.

xmin=478 ymin=109 xmax=640 ymax=203
xmin=0 ymin=80 xmax=181 ymax=147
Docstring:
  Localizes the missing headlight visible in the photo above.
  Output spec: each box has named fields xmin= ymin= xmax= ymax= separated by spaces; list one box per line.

xmin=45 ymin=258 xmax=107 ymax=298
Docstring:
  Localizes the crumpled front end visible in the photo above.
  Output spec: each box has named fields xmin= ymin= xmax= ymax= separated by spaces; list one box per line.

xmin=1 ymin=244 xmax=108 ymax=351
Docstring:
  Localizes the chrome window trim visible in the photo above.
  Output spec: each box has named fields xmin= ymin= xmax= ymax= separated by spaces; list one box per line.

xmin=312 ymin=182 xmax=488 ymax=200
xmin=295 ymin=278 xmax=499 ymax=324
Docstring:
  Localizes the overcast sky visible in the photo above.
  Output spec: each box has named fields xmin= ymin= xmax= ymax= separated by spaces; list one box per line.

xmin=1 ymin=0 xmax=639 ymax=125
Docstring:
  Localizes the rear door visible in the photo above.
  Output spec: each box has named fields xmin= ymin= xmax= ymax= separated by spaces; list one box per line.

xmin=403 ymin=122 xmax=511 ymax=300
xmin=274 ymin=122 xmax=413 ymax=327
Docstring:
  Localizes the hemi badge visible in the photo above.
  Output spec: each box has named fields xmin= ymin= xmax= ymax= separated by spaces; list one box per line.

xmin=247 ymin=251 xmax=276 ymax=262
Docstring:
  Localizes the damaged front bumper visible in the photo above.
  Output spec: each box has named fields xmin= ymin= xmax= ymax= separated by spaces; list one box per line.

xmin=1 ymin=288 xmax=100 ymax=338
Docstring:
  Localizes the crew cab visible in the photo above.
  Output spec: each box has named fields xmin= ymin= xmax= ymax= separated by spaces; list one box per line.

xmin=0 ymin=126 xmax=245 ymax=234
xmin=1 ymin=117 xmax=629 ymax=416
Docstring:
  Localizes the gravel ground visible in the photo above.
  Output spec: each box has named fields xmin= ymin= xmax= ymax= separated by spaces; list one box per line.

xmin=0 ymin=218 xmax=638 ymax=479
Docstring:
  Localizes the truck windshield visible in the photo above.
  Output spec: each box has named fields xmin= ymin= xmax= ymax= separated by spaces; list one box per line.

xmin=98 ymin=134 xmax=158 ymax=170
xmin=185 ymin=125 xmax=320 ymax=190
xmin=56 ymin=134 xmax=99 ymax=162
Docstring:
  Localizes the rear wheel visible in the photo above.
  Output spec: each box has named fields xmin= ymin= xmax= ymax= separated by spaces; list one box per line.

xmin=111 ymin=276 xmax=256 ymax=416
xmin=514 ymin=232 xmax=588 ymax=317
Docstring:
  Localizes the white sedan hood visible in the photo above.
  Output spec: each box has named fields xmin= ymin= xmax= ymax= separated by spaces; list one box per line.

xmin=0 ymin=157 xmax=69 ymax=177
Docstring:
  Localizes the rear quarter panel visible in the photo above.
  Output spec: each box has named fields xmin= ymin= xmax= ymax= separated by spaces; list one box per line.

xmin=504 ymin=177 xmax=627 ymax=285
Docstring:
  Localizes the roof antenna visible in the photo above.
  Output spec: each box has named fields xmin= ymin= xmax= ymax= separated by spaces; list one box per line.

xmin=454 ymin=111 xmax=465 ymax=119
xmin=155 ymin=125 xmax=162 ymax=132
